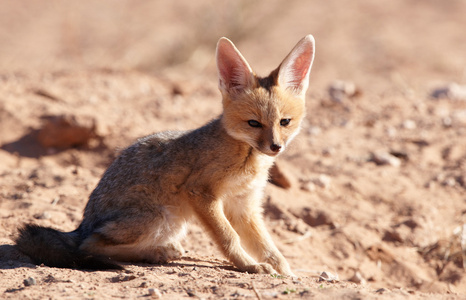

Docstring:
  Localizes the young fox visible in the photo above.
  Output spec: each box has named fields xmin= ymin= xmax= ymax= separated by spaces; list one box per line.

xmin=16 ymin=35 xmax=315 ymax=275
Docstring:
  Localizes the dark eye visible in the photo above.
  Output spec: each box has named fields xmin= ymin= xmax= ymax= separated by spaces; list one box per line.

xmin=248 ymin=120 xmax=262 ymax=128
xmin=280 ymin=119 xmax=291 ymax=126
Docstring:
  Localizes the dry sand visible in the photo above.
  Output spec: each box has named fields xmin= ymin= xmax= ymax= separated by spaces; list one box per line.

xmin=1 ymin=1 xmax=465 ymax=299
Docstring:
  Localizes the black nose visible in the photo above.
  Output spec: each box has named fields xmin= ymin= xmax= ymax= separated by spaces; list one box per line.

xmin=270 ymin=143 xmax=282 ymax=152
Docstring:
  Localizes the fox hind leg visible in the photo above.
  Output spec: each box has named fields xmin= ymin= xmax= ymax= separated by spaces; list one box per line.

xmin=79 ymin=207 xmax=187 ymax=264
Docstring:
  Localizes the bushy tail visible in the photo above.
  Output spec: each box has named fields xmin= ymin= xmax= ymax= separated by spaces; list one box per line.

xmin=15 ymin=224 xmax=123 ymax=270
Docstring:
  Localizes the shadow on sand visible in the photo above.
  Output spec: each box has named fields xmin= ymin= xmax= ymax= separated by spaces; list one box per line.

xmin=0 ymin=244 xmax=236 ymax=273
xmin=0 ymin=244 xmax=35 ymax=270
xmin=0 ymin=130 xmax=50 ymax=158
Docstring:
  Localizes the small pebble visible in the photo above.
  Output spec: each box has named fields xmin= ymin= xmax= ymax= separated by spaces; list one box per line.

xmin=402 ymin=119 xmax=416 ymax=130
xmin=322 ymin=147 xmax=335 ymax=156
xmin=34 ymin=211 xmax=51 ymax=220
xmin=328 ymin=80 xmax=358 ymax=103
xmin=312 ymin=174 xmax=332 ymax=189
xmin=51 ymin=197 xmax=60 ymax=205
xmin=443 ymin=177 xmax=456 ymax=187
xmin=263 ymin=291 xmax=279 ymax=298
xmin=24 ymin=277 xmax=36 ymax=286
xmin=442 ymin=116 xmax=452 ymax=127
xmin=308 ymin=126 xmax=322 ymax=136
xmin=371 ymin=151 xmax=401 ymax=167
xmin=319 ymin=271 xmax=339 ymax=282
xmin=386 ymin=126 xmax=397 ymax=137
xmin=375 ymin=288 xmax=387 ymax=294
xmin=300 ymin=175 xmax=331 ymax=191
xmin=148 ymin=288 xmax=162 ymax=299
xmin=431 ymin=82 xmax=466 ymax=101
xmin=110 ymin=274 xmax=137 ymax=283
xmin=348 ymin=271 xmax=367 ymax=284
xmin=301 ymin=181 xmax=316 ymax=192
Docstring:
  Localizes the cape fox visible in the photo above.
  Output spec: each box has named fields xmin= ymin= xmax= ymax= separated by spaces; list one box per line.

xmin=16 ymin=35 xmax=315 ymax=275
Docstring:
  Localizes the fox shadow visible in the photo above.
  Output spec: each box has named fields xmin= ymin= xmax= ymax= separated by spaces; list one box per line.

xmin=0 ymin=244 xmax=36 ymax=270
xmin=0 ymin=243 xmax=235 ymax=273
xmin=163 ymin=256 xmax=236 ymax=272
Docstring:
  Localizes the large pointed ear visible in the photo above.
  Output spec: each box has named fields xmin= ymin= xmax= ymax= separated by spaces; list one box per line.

xmin=216 ymin=37 xmax=254 ymax=93
xmin=277 ymin=35 xmax=315 ymax=97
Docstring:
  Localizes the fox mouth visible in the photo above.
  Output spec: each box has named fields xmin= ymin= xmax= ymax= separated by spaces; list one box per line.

xmin=265 ymin=151 xmax=280 ymax=157
xmin=257 ymin=146 xmax=283 ymax=157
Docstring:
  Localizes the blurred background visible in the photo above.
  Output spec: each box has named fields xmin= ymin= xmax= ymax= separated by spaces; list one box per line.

xmin=1 ymin=0 xmax=465 ymax=89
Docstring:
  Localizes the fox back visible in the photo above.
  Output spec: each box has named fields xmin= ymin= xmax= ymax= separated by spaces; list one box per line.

xmin=16 ymin=35 xmax=315 ymax=275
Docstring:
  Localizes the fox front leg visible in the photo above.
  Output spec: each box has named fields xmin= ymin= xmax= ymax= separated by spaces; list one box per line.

xmin=193 ymin=198 xmax=276 ymax=274
xmin=228 ymin=205 xmax=295 ymax=276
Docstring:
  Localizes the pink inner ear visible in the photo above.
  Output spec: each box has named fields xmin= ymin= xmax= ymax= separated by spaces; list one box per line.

xmin=219 ymin=59 xmax=234 ymax=86
xmin=280 ymin=42 xmax=314 ymax=92
xmin=295 ymin=56 xmax=310 ymax=84
xmin=218 ymin=46 xmax=236 ymax=87
xmin=217 ymin=40 xmax=252 ymax=90
xmin=220 ymin=59 xmax=243 ymax=89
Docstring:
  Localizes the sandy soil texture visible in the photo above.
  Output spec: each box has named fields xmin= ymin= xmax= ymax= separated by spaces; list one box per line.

xmin=1 ymin=1 xmax=465 ymax=299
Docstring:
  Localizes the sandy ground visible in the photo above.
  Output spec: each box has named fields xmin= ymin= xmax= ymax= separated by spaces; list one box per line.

xmin=1 ymin=1 xmax=465 ymax=299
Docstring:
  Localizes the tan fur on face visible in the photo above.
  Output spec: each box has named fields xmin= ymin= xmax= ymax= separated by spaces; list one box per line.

xmin=222 ymin=78 xmax=305 ymax=156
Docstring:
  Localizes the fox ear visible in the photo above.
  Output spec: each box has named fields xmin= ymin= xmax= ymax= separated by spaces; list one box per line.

xmin=277 ymin=35 xmax=315 ymax=97
xmin=216 ymin=37 xmax=254 ymax=93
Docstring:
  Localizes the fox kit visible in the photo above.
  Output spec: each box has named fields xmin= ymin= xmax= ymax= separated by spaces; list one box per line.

xmin=16 ymin=35 xmax=315 ymax=275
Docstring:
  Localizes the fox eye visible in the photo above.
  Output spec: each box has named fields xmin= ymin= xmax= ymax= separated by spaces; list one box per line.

xmin=280 ymin=118 xmax=291 ymax=126
xmin=248 ymin=120 xmax=262 ymax=128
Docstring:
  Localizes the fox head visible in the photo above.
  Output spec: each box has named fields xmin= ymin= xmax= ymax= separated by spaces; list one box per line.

xmin=216 ymin=35 xmax=315 ymax=157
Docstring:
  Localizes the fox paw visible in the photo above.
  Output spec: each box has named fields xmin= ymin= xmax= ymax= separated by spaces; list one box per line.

xmin=146 ymin=242 xmax=184 ymax=264
xmin=243 ymin=263 xmax=276 ymax=274
xmin=274 ymin=263 xmax=296 ymax=277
